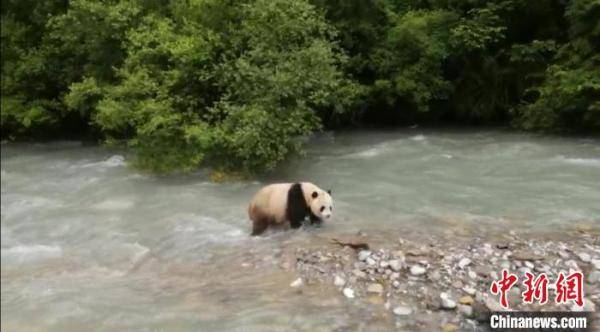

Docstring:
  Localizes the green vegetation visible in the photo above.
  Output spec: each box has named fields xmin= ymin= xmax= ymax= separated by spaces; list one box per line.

xmin=2 ymin=0 xmax=599 ymax=173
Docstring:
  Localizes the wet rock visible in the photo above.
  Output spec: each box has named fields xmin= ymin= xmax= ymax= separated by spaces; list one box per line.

xmin=367 ymin=283 xmax=384 ymax=294
xmin=458 ymin=258 xmax=472 ymax=269
xmin=393 ymin=306 xmax=413 ymax=316
xmin=343 ymin=288 xmax=355 ymax=299
xmin=334 ymin=275 xmax=346 ymax=287
xmin=410 ymin=265 xmax=426 ymax=276
xmin=290 ymin=278 xmax=303 ymax=288
xmin=358 ymin=250 xmax=371 ymax=261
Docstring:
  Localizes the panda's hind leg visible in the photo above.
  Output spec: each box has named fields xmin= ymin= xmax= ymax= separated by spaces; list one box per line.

xmin=251 ymin=217 xmax=270 ymax=236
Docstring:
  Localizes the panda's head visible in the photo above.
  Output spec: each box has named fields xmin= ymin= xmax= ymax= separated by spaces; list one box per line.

xmin=308 ymin=189 xmax=333 ymax=220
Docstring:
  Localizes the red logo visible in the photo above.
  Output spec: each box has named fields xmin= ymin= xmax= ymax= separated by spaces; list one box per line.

xmin=490 ymin=270 xmax=584 ymax=309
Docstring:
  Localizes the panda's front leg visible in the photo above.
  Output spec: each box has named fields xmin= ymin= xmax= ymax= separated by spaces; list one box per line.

xmin=309 ymin=212 xmax=323 ymax=227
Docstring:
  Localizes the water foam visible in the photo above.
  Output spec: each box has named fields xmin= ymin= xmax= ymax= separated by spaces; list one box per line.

xmin=555 ymin=155 xmax=600 ymax=167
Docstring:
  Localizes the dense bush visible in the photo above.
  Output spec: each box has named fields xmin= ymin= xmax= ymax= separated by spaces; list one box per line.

xmin=1 ymin=0 xmax=598 ymax=173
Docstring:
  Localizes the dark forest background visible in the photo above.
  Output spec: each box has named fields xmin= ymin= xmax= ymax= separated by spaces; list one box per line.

xmin=2 ymin=0 xmax=599 ymax=173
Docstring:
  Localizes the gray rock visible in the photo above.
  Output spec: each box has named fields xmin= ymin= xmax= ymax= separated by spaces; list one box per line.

xmin=379 ymin=260 xmax=389 ymax=268
xmin=468 ymin=270 xmax=477 ymax=279
xmin=388 ymin=259 xmax=403 ymax=271
xmin=366 ymin=257 xmax=377 ymax=266
xmin=592 ymin=259 xmax=600 ymax=270
xmin=393 ymin=306 xmax=413 ymax=316
xmin=458 ymin=258 xmax=472 ymax=269
xmin=484 ymin=296 xmax=505 ymax=312
xmin=392 ymin=280 xmax=400 ymax=288
xmin=410 ymin=265 xmax=427 ymax=276
xmin=457 ymin=304 xmax=473 ymax=317
xmin=352 ymin=269 xmax=366 ymax=278
xmin=578 ymin=252 xmax=592 ymax=263
xmin=587 ymin=271 xmax=600 ymax=284
xmin=524 ymin=261 xmax=534 ymax=269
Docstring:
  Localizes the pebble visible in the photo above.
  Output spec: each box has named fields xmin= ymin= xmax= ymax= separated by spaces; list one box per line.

xmin=393 ymin=306 xmax=413 ymax=316
xmin=462 ymin=286 xmax=476 ymax=295
xmin=459 ymin=295 xmax=474 ymax=305
xmin=441 ymin=323 xmax=458 ymax=332
xmin=410 ymin=265 xmax=427 ymax=276
xmin=592 ymin=259 xmax=600 ymax=270
xmin=379 ymin=260 xmax=389 ymax=268
xmin=468 ymin=270 xmax=477 ymax=279
xmin=334 ymin=275 xmax=345 ymax=287
xmin=389 ymin=259 xmax=402 ymax=271
xmin=392 ymin=280 xmax=400 ymax=288
xmin=290 ymin=278 xmax=303 ymax=288
xmin=358 ymin=250 xmax=371 ymax=261
xmin=343 ymin=288 xmax=355 ymax=299
xmin=440 ymin=292 xmax=457 ymax=309
xmin=366 ymin=257 xmax=377 ymax=266
xmin=367 ymin=283 xmax=384 ymax=294
xmin=390 ymin=272 xmax=400 ymax=280
xmin=458 ymin=258 xmax=472 ymax=269
xmin=578 ymin=252 xmax=592 ymax=263
xmin=524 ymin=261 xmax=534 ymax=269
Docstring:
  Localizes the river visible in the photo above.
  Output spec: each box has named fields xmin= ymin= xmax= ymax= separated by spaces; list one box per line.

xmin=2 ymin=129 xmax=599 ymax=330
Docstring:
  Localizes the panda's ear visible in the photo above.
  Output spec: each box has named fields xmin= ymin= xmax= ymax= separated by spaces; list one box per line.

xmin=312 ymin=191 xmax=318 ymax=198
xmin=327 ymin=189 xmax=332 ymax=195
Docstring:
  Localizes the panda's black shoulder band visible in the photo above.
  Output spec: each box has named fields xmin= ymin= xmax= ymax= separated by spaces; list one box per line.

xmin=286 ymin=182 xmax=309 ymax=228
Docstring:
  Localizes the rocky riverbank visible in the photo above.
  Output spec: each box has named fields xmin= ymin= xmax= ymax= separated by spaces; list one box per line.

xmin=278 ymin=229 xmax=600 ymax=331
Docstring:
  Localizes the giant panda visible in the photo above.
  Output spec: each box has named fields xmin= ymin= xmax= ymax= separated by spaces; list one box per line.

xmin=248 ymin=182 xmax=333 ymax=236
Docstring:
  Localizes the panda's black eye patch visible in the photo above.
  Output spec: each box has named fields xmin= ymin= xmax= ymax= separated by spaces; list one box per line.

xmin=320 ymin=206 xmax=325 ymax=212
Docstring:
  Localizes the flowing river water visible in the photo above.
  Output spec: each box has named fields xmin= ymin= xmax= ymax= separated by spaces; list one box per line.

xmin=2 ymin=130 xmax=599 ymax=331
